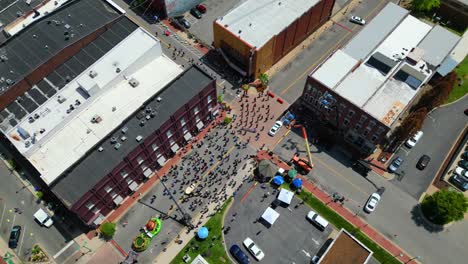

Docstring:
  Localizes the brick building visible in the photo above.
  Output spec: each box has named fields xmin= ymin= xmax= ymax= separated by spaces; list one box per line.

xmin=299 ymin=3 xmax=462 ymax=156
xmin=0 ymin=0 xmax=216 ymax=225
xmin=213 ymin=0 xmax=335 ymax=80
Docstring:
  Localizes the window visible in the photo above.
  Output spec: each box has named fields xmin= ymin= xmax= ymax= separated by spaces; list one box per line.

xmin=155 ymin=150 xmax=162 ymax=158
xmin=348 ymin=110 xmax=355 ymax=117
xmin=193 ymin=106 xmax=199 ymax=114
xmin=355 ymin=124 xmax=361 ymax=130
xmin=151 ymin=143 xmax=159 ymax=152
xmin=339 ymin=103 xmax=346 ymax=112
xmin=104 ymin=186 xmax=113 ymax=193
xmin=110 ymin=191 xmax=118 ymax=199
xmin=207 ymin=95 xmax=213 ymax=103
xmin=85 ymin=202 xmax=95 ymax=210
xmin=368 ymin=121 xmax=376 ymax=129
xmin=120 ymin=170 xmax=128 ymax=179
xmin=140 ymin=163 xmax=148 ymax=172
xmin=169 ymin=137 xmax=175 ymax=146
xmin=136 ymin=156 xmax=144 ymax=165
xmin=358 ymin=115 xmax=367 ymax=124
xmin=166 ymin=129 xmax=173 ymax=139
xmin=182 ymin=125 xmax=188 ymax=134
xmin=343 ymin=119 xmax=350 ymax=126
xmin=307 ymin=84 xmax=313 ymax=91
xmin=126 ymin=178 xmax=134 ymax=184
xmin=371 ymin=135 xmax=378 ymax=142
xmin=377 ymin=126 xmax=385 ymax=135
xmin=363 ymin=130 xmax=369 ymax=136
xmin=180 ymin=117 xmax=186 ymax=126
xmin=91 ymin=207 xmax=100 ymax=214
xmin=195 ymin=115 xmax=200 ymax=122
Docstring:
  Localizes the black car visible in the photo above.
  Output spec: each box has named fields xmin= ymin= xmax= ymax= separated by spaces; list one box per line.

xmin=462 ymin=151 xmax=468 ymax=160
xmin=458 ymin=159 xmax=468 ymax=170
xmin=416 ymin=155 xmax=431 ymax=170
xmin=451 ymin=174 xmax=468 ymax=191
xmin=8 ymin=226 xmax=21 ymax=249
xmin=230 ymin=244 xmax=250 ymax=264
xmin=190 ymin=8 xmax=202 ymax=19
xmin=176 ymin=17 xmax=191 ymax=29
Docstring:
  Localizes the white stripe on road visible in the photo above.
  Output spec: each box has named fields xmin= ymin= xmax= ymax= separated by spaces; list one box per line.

xmin=18 ymin=225 xmax=26 ymax=254
xmin=0 ymin=202 xmax=6 ymax=228
xmin=11 ymin=214 xmax=16 ymax=229
xmin=53 ymin=240 xmax=75 ymax=259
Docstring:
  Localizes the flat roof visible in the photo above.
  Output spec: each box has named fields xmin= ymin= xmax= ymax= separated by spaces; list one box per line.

xmin=343 ymin=2 xmax=408 ymax=61
xmin=0 ymin=0 xmax=44 ymax=27
xmin=311 ymin=8 xmax=441 ymax=126
xmin=216 ymin=0 xmax=319 ymax=48
xmin=417 ymin=25 xmax=460 ymax=67
xmin=51 ymin=66 xmax=213 ymax=206
xmin=318 ymin=229 xmax=372 ymax=264
xmin=0 ymin=0 xmax=123 ymax=96
xmin=438 ymin=31 xmax=468 ymax=76
xmin=4 ymin=28 xmax=184 ymax=186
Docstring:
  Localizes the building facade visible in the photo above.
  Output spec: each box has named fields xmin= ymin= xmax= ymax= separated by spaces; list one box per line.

xmin=213 ymin=0 xmax=335 ymax=80
xmin=438 ymin=0 xmax=468 ymax=31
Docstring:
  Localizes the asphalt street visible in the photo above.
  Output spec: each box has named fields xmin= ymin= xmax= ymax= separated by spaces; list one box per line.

xmin=273 ymin=111 xmax=468 ymax=264
xmin=389 ymin=96 xmax=468 ymax=198
xmin=113 ymin=126 xmax=256 ymax=264
xmin=0 ymin=161 xmax=81 ymax=262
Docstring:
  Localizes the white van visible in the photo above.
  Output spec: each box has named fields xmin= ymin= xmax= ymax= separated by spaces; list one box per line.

xmin=405 ymin=131 xmax=423 ymax=148
xmin=34 ymin=208 xmax=53 ymax=227
xmin=306 ymin=210 xmax=329 ymax=231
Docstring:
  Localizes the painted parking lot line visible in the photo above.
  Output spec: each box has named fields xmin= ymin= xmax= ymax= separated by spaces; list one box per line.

xmin=0 ymin=201 xmax=6 ymax=228
xmin=18 ymin=225 xmax=26 ymax=255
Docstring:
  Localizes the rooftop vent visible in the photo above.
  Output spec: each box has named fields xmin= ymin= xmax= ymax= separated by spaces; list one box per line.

xmin=129 ymin=78 xmax=139 ymax=88
xmin=116 ymin=68 xmax=121 ymax=73
xmin=140 ymin=120 xmax=146 ymax=126
xmin=0 ymin=55 xmax=7 ymax=62
xmin=121 ymin=127 xmax=128 ymax=134
xmin=57 ymin=95 xmax=66 ymax=104
xmin=89 ymin=70 xmax=98 ymax=78
xmin=156 ymin=97 xmax=162 ymax=102
xmin=114 ymin=143 xmax=121 ymax=150
xmin=110 ymin=137 xmax=118 ymax=144
xmin=121 ymin=136 xmax=127 ymax=141
xmin=91 ymin=115 xmax=102 ymax=124
xmin=98 ymin=146 xmax=104 ymax=152
xmin=145 ymin=106 xmax=152 ymax=113
xmin=136 ymin=135 xmax=143 ymax=142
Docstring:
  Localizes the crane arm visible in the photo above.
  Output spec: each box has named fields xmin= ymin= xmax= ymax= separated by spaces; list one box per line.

xmin=301 ymin=126 xmax=313 ymax=166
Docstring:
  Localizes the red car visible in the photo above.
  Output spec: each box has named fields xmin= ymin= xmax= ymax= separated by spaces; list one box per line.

xmin=196 ymin=4 xmax=207 ymax=13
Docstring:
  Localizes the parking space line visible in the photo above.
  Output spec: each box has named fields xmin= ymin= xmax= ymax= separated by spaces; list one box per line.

xmin=18 ymin=225 xmax=26 ymax=254
xmin=0 ymin=202 xmax=6 ymax=228
xmin=11 ymin=213 xmax=16 ymax=229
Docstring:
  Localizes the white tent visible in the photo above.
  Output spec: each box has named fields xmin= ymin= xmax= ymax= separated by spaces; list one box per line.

xmin=261 ymin=207 xmax=280 ymax=225
xmin=277 ymin=188 xmax=294 ymax=205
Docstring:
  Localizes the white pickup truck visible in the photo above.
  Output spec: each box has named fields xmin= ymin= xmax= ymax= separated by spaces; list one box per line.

xmin=34 ymin=208 xmax=53 ymax=227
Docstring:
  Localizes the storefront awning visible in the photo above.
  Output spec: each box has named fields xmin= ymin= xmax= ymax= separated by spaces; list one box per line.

xmin=184 ymin=132 xmax=192 ymax=141
xmin=143 ymin=168 xmax=153 ymax=178
xmin=157 ymin=156 xmax=166 ymax=167
xmin=129 ymin=181 xmax=138 ymax=191
xmin=113 ymin=195 xmax=124 ymax=205
xmin=171 ymin=143 xmax=180 ymax=153
xmin=93 ymin=214 xmax=105 ymax=226
xmin=196 ymin=121 xmax=204 ymax=130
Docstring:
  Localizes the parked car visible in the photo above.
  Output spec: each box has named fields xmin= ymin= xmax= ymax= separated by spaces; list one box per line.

xmin=462 ymin=151 xmax=468 ymax=160
xmin=454 ymin=166 xmax=468 ymax=179
xmin=450 ymin=174 xmax=468 ymax=191
xmin=405 ymin=131 xmax=423 ymax=148
xmin=243 ymin=237 xmax=265 ymax=261
xmin=34 ymin=208 xmax=53 ymax=227
xmin=388 ymin=157 xmax=403 ymax=173
xmin=190 ymin=8 xmax=202 ymax=19
xmin=458 ymin=159 xmax=468 ymax=169
xmin=176 ymin=17 xmax=191 ymax=29
xmin=8 ymin=226 xmax=21 ymax=249
xmin=230 ymin=244 xmax=250 ymax=264
xmin=306 ymin=210 xmax=329 ymax=230
xmin=364 ymin=193 xmax=381 ymax=213
xmin=349 ymin=16 xmax=366 ymax=25
xmin=416 ymin=155 xmax=431 ymax=170
xmin=196 ymin=4 xmax=207 ymax=13
xmin=268 ymin=121 xmax=283 ymax=136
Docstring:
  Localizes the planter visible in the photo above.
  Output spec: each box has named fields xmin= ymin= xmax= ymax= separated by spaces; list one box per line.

xmin=132 ymin=234 xmax=150 ymax=252
xmin=29 ymin=245 xmax=49 ymax=263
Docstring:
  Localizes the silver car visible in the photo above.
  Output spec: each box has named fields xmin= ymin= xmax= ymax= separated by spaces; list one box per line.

xmin=350 ymin=16 xmax=366 ymax=25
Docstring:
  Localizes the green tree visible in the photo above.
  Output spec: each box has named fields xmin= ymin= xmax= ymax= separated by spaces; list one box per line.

xmin=411 ymin=0 xmax=441 ymax=12
xmin=421 ymin=189 xmax=468 ymax=225
xmin=100 ymin=222 xmax=117 ymax=238
xmin=259 ymin=73 xmax=269 ymax=86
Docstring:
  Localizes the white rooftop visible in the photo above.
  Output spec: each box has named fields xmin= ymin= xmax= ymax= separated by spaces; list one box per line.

xmin=311 ymin=13 xmax=438 ymax=126
xmin=216 ymin=0 xmax=319 ymax=48
xmin=3 ymin=28 xmax=183 ymax=184
xmin=277 ymin=188 xmax=294 ymax=205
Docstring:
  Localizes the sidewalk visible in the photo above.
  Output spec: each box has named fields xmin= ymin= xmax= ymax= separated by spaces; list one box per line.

xmin=256 ymin=150 xmax=417 ymax=264
xmin=152 ymin=158 xmax=255 ymax=263
xmin=0 ymin=237 xmax=21 ymax=264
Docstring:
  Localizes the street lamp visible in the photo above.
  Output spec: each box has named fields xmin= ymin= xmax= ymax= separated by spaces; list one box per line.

xmin=405 ymin=256 xmax=422 ymax=264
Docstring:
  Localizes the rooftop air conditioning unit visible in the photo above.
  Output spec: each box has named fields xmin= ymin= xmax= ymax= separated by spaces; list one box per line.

xmin=114 ymin=143 xmax=121 ymax=150
xmin=129 ymin=78 xmax=139 ymax=88
xmin=136 ymin=135 xmax=143 ymax=142
xmin=89 ymin=70 xmax=98 ymax=78
xmin=156 ymin=97 xmax=162 ymax=102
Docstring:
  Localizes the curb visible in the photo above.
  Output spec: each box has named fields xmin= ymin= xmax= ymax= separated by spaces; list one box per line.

xmin=220 ymin=199 xmax=236 ymax=264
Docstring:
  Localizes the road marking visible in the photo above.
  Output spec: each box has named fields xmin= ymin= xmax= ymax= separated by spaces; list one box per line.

xmin=240 ymin=182 xmax=257 ymax=203
xmin=302 ymin=249 xmax=311 ymax=258
xmin=0 ymin=202 xmax=6 ymax=228
xmin=10 ymin=213 xmax=16 ymax=230
xmin=279 ymin=0 xmax=387 ymax=95
xmin=332 ymin=20 xmax=353 ymax=32
xmin=18 ymin=225 xmax=26 ymax=255
xmin=53 ymin=240 xmax=75 ymax=259
xmin=272 ymin=129 xmax=291 ymax=150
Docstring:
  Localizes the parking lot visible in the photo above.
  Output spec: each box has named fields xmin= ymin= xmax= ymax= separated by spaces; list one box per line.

xmin=440 ymin=132 xmax=468 ymax=192
xmin=224 ymin=182 xmax=332 ymax=263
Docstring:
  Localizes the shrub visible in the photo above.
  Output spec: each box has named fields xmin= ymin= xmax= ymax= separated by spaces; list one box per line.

xmin=100 ymin=222 xmax=117 ymax=238
xmin=35 ymin=191 xmax=44 ymax=200
xmin=223 ymin=117 xmax=232 ymax=125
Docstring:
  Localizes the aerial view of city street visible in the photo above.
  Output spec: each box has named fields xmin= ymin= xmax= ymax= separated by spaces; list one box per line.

xmin=0 ymin=0 xmax=467 ymax=264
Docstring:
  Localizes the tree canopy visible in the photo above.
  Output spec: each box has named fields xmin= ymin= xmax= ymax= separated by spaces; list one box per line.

xmin=411 ymin=0 xmax=441 ymax=12
xmin=421 ymin=189 xmax=468 ymax=225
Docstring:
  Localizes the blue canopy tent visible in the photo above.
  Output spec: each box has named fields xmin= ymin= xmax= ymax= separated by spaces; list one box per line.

xmin=292 ymin=178 xmax=303 ymax=189
xmin=197 ymin=226 xmax=209 ymax=239
xmin=273 ymin=176 xmax=284 ymax=185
